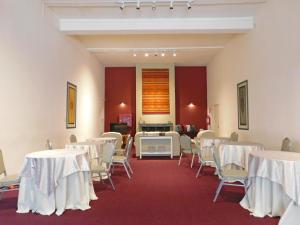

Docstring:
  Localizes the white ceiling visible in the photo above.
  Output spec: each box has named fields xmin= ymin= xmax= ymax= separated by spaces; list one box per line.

xmin=43 ymin=0 xmax=267 ymax=66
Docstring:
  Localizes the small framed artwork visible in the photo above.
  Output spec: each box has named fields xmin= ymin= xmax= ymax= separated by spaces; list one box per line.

xmin=66 ymin=82 xmax=77 ymax=129
xmin=237 ymin=80 xmax=249 ymax=130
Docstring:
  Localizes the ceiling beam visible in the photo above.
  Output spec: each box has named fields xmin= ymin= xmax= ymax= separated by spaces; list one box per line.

xmin=60 ymin=17 xmax=254 ymax=35
xmin=86 ymin=46 xmax=225 ymax=53
xmin=44 ymin=0 xmax=267 ymax=7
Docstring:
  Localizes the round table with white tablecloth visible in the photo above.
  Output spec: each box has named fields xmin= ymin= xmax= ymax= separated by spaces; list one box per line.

xmin=17 ymin=149 xmax=97 ymax=216
xmin=240 ymin=150 xmax=300 ymax=225
xmin=218 ymin=142 xmax=264 ymax=169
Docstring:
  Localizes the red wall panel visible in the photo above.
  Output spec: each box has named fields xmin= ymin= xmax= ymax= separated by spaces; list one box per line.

xmin=105 ymin=67 xmax=136 ymax=135
xmin=175 ymin=67 xmax=207 ymax=130
xmin=105 ymin=66 xmax=207 ymax=136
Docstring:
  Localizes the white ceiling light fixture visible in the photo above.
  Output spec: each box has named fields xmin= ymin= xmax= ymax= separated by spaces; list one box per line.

xmin=144 ymin=53 xmax=149 ymax=57
xmin=187 ymin=0 xmax=191 ymax=10
xmin=161 ymin=52 xmax=165 ymax=57
xmin=173 ymin=52 xmax=177 ymax=57
xmin=120 ymin=1 xmax=125 ymax=10
xmin=133 ymin=53 xmax=137 ymax=57
xmin=170 ymin=0 xmax=174 ymax=10
xmin=136 ymin=0 xmax=141 ymax=10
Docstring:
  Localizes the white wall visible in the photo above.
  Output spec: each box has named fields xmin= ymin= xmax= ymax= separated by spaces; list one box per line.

xmin=136 ymin=64 xmax=176 ymax=131
xmin=207 ymin=0 xmax=300 ymax=151
xmin=0 ymin=0 xmax=105 ymax=173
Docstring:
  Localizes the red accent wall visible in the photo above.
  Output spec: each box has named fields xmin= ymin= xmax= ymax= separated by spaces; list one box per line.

xmin=105 ymin=67 xmax=136 ymax=135
xmin=105 ymin=66 xmax=207 ymax=136
xmin=175 ymin=67 xmax=207 ymax=131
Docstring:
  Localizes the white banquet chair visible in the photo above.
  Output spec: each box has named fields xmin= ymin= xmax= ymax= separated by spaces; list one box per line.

xmin=0 ymin=149 xmax=20 ymax=200
xmin=195 ymin=130 xmax=215 ymax=140
xmin=212 ymin=147 xmax=248 ymax=202
xmin=195 ymin=141 xmax=215 ymax=178
xmin=112 ymin=137 xmax=133 ymax=179
xmin=91 ymin=143 xmax=116 ymax=190
xmin=281 ymin=137 xmax=292 ymax=151
xmin=100 ymin=132 xmax=123 ymax=149
xmin=178 ymin=134 xmax=198 ymax=168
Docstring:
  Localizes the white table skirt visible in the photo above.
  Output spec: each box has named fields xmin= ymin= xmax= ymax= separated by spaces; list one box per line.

xmin=240 ymin=177 xmax=292 ymax=217
xmin=240 ymin=150 xmax=300 ymax=224
xmin=279 ymin=202 xmax=300 ymax=225
xmin=219 ymin=142 xmax=264 ymax=169
xmin=17 ymin=149 xmax=97 ymax=215
xmin=17 ymin=171 xmax=97 ymax=216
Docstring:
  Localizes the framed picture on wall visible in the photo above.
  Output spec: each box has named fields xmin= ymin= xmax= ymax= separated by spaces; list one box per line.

xmin=237 ymin=80 xmax=249 ymax=130
xmin=66 ymin=82 xmax=77 ymax=129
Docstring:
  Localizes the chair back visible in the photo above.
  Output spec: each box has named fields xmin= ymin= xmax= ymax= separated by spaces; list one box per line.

xmin=197 ymin=130 xmax=215 ymax=139
xmin=46 ymin=139 xmax=53 ymax=150
xmin=0 ymin=150 xmax=7 ymax=176
xmin=125 ymin=137 xmax=134 ymax=159
xmin=180 ymin=134 xmax=192 ymax=151
xmin=70 ymin=134 xmax=77 ymax=143
xmin=102 ymin=143 xmax=115 ymax=164
xmin=175 ymin=124 xmax=183 ymax=134
xmin=230 ymin=132 xmax=239 ymax=142
xmin=212 ymin=147 xmax=223 ymax=178
xmin=100 ymin=132 xmax=123 ymax=149
xmin=281 ymin=137 xmax=292 ymax=151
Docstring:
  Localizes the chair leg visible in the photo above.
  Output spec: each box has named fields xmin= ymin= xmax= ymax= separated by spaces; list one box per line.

xmin=108 ymin=174 xmax=116 ymax=191
xmin=196 ymin=162 xmax=203 ymax=178
xmin=191 ymin=153 xmax=195 ymax=168
xmin=123 ymin=162 xmax=131 ymax=179
xmin=126 ymin=161 xmax=133 ymax=174
xmin=213 ymin=180 xmax=224 ymax=202
xmin=99 ymin=173 xmax=105 ymax=183
xmin=178 ymin=153 xmax=183 ymax=166
xmin=111 ymin=164 xmax=115 ymax=174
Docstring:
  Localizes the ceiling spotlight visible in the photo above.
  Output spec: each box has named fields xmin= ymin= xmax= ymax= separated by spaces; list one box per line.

xmin=161 ymin=52 xmax=165 ymax=57
xmin=152 ymin=1 xmax=156 ymax=10
xmin=173 ymin=52 xmax=177 ymax=57
xmin=133 ymin=53 xmax=137 ymax=57
xmin=187 ymin=1 xmax=191 ymax=10
xmin=120 ymin=1 xmax=125 ymax=10
xmin=170 ymin=1 xmax=174 ymax=10
xmin=136 ymin=0 xmax=140 ymax=10
xmin=145 ymin=53 xmax=149 ymax=57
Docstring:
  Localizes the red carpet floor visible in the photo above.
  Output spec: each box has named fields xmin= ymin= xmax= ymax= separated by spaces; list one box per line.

xmin=0 ymin=157 xmax=279 ymax=225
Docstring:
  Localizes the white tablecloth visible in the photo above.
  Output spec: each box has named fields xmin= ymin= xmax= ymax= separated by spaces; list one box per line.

xmin=194 ymin=137 xmax=230 ymax=165
xmin=87 ymin=137 xmax=117 ymax=145
xmin=219 ymin=142 xmax=264 ymax=169
xmin=66 ymin=142 xmax=101 ymax=161
xmin=17 ymin=149 xmax=97 ymax=216
xmin=240 ymin=150 xmax=300 ymax=224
